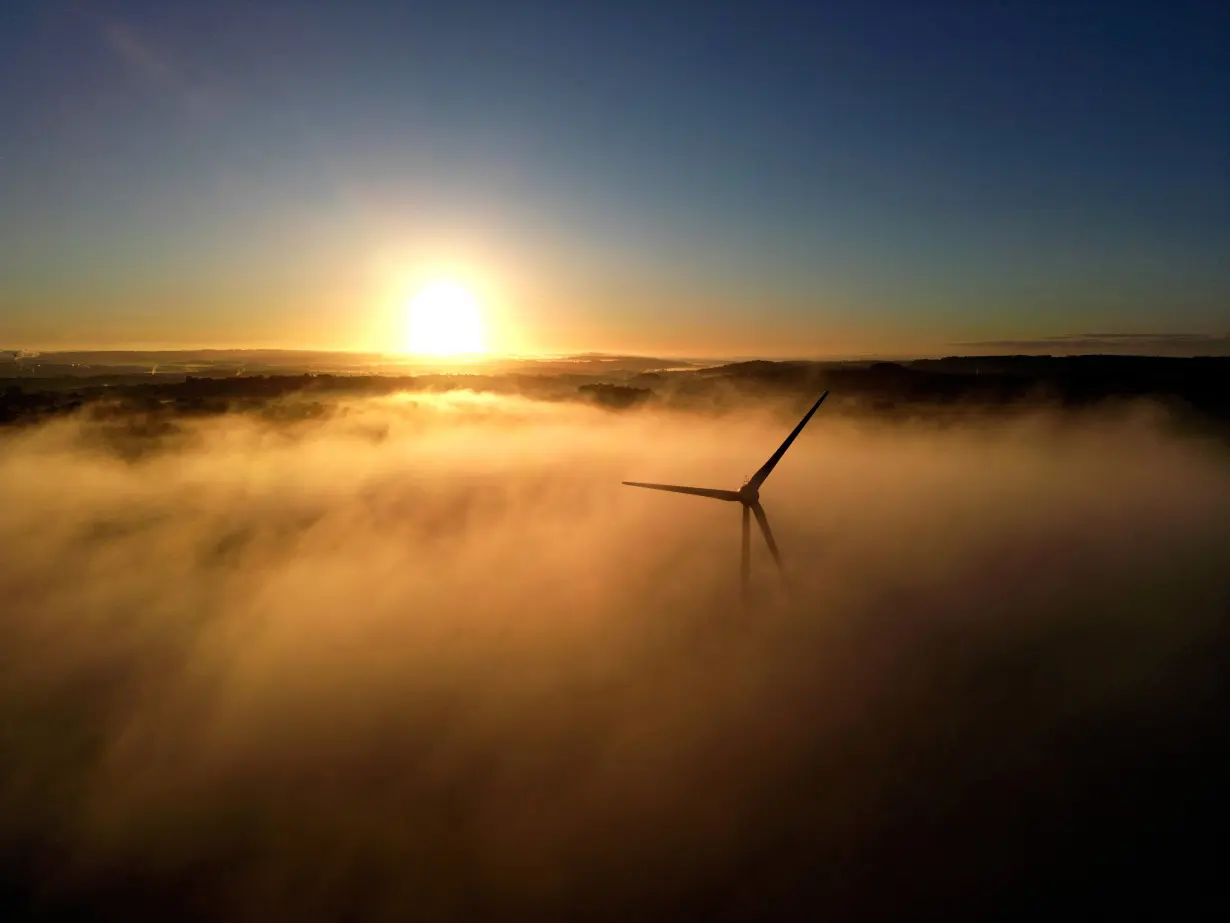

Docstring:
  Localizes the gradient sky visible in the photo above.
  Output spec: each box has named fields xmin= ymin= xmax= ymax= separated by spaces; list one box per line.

xmin=1 ymin=0 xmax=1227 ymax=356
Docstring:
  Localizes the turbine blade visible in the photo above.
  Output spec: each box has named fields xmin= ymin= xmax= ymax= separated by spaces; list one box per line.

xmin=742 ymin=502 xmax=751 ymax=604
xmin=751 ymin=502 xmax=783 ymax=572
xmin=747 ymin=391 xmax=829 ymax=489
xmin=621 ymin=482 xmax=741 ymax=502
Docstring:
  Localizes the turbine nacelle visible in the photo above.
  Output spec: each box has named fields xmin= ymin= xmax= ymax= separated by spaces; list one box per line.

xmin=622 ymin=391 xmax=829 ymax=603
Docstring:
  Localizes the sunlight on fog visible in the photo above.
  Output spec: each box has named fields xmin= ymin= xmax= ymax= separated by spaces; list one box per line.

xmin=2 ymin=392 xmax=1229 ymax=920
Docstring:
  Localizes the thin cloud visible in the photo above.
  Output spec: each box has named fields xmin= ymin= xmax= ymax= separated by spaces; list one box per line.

xmin=955 ymin=333 xmax=1230 ymax=356
xmin=99 ymin=18 xmax=216 ymax=116
xmin=103 ymin=22 xmax=175 ymax=86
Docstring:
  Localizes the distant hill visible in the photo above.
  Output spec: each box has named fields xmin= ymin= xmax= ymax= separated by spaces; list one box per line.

xmin=3 ymin=354 xmax=1228 ymax=432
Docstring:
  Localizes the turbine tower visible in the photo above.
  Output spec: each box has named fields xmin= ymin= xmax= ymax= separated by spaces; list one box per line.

xmin=623 ymin=392 xmax=829 ymax=604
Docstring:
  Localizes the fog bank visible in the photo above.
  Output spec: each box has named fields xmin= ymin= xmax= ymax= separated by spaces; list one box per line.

xmin=3 ymin=394 xmax=1229 ymax=920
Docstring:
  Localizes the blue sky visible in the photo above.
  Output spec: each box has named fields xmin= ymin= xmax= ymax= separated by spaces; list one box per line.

xmin=1 ymin=0 xmax=1226 ymax=355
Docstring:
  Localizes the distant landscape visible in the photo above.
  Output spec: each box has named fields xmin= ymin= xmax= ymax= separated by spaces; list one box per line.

xmin=5 ymin=351 xmax=1230 ymax=437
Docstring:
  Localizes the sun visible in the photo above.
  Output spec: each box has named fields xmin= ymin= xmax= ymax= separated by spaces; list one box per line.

xmin=404 ymin=280 xmax=485 ymax=356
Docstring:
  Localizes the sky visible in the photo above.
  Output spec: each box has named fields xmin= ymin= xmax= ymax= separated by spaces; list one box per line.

xmin=0 ymin=0 xmax=1227 ymax=357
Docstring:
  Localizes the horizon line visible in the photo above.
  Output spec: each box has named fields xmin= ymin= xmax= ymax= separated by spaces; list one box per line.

xmin=5 ymin=347 xmax=1230 ymax=365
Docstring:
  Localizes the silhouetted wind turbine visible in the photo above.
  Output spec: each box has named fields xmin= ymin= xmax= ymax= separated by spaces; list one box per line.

xmin=623 ymin=392 xmax=829 ymax=603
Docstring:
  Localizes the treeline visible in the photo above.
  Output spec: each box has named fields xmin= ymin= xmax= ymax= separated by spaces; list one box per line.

xmin=2 ymin=355 xmax=1229 ymax=429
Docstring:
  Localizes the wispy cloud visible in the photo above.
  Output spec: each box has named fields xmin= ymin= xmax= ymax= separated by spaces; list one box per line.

xmin=100 ymin=18 xmax=216 ymax=116
xmin=103 ymin=21 xmax=175 ymax=86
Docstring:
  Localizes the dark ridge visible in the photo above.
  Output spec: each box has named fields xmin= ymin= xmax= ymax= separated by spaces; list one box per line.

xmin=577 ymin=383 xmax=655 ymax=409
xmin=3 ymin=356 xmax=1229 ymax=432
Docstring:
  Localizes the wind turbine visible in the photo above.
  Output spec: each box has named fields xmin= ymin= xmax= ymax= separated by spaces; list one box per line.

xmin=623 ymin=392 xmax=829 ymax=603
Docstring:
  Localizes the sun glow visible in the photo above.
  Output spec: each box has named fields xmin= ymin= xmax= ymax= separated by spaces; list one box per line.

xmin=404 ymin=280 xmax=485 ymax=356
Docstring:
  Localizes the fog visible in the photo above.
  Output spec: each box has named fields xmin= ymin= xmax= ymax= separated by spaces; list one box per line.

xmin=3 ymin=392 xmax=1229 ymax=921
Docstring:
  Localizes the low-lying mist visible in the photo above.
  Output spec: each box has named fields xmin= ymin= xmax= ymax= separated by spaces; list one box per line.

xmin=3 ymin=392 xmax=1229 ymax=921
